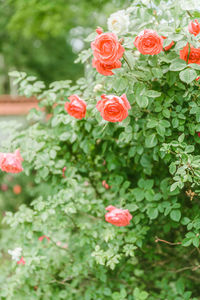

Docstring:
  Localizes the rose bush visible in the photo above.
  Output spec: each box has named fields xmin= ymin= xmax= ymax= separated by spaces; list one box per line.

xmin=1 ymin=0 xmax=200 ymax=299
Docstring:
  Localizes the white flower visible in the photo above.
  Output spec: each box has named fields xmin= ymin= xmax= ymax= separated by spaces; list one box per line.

xmin=107 ymin=10 xmax=130 ymax=35
xmin=8 ymin=247 xmax=22 ymax=261
xmin=93 ymin=84 xmax=103 ymax=93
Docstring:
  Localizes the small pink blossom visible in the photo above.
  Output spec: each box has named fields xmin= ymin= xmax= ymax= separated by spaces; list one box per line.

xmin=96 ymin=27 xmax=103 ymax=35
xmin=1 ymin=184 xmax=8 ymax=191
xmin=62 ymin=167 xmax=66 ymax=178
xmin=102 ymin=180 xmax=110 ymax=189
xmin=17 ymin=256 xmax=25 ymax=265
xmin=62 ymin=243 xmax=68 ymax=249
xmin=0 ymin=149 xmax=23 ymax=174
xmin=188 ymin=19 xmax=200 ymax=36
xmin=38 ymin=235 xmax=50 ymax=242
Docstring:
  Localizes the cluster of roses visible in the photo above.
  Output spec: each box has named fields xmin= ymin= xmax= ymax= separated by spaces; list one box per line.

xmin=65 ymin=20 xmax=200 ymax=123
xmin=3 ymin=20 xmax=200 ymax=229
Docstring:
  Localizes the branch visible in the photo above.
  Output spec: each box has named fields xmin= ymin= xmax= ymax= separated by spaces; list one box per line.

xmin=155 ymin=236 xmax=182 ymax=246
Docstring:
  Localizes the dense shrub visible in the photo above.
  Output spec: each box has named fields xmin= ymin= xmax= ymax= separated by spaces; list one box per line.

xmin=1 ymin=0 xmax=200 ymax=299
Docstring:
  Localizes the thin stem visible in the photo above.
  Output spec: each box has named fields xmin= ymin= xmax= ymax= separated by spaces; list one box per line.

xmin=123 ymin=54 xmax=132 ymax=70
xmin=155 ymin=236 xmax=182 ymax=246
xmin=186 ymin=10 xmax=193 ymax=18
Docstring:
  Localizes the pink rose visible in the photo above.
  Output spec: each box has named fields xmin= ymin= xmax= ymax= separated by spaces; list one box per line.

xmin=92 ymin=58 xmax=121 ymax=76
xmin=188 ymin=19 xmax=200 ymax=36
xmin=91 ymin=31 xmax=124 ymax=64
xmin=96 ymin=94 xmax=131 ymax=122
xmin=134 ymin=29 xmax=163 ymax=55
xmin=180 ymin=43 xmax=200 ymax=64
xmin=0 ymin=149 xmax=23 ymax=174
xmin=65 ymin=95 xmax=86 ymax=120
xmin=161 ymin=36 xmax=174 ymax=51
xmin=105 ymin=205 xmax=132 ymax=226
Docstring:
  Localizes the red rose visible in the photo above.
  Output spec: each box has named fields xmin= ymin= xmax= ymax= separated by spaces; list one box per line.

xmin=92 ymin=58 xmax=121 ymax=76
xmin=180 ymin=43 xmax=200 ymax=64
xmin=65 ymin=95 xmax=86 ymax=120
xmin=134 ymin=29 xmax=163 ymax=55
xmin=96 ymin=94 xmax=131 ymax=123
xmin=197 ymin=132 xmax=200 ymax=137
xmin=91 ymin=31 xmax=124 ymax=64
xmin=161 ymin=36 xmax=174 ymax=51
xmin=196 ymin=76 xmax=200 ymax=81
xmin=0 ymin=149 xmax=23 ymax=174
xmin=188 ymin=19 xmax=200 ymax=36
xmin=105 ymin=205 xmax=132 ymax=226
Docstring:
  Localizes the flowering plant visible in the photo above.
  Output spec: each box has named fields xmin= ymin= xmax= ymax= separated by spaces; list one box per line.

xmin=1 ymin=0 xmax=200 ymax=299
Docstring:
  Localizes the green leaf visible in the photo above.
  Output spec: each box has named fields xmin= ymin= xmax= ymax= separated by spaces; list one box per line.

xmin=147 ymin=208 xmax=158 ymax=219
xmin=193 ymin=236 xmax=200 ymax=247
xmin=136 ymin=96 xmax=149 ymax=108
xmin=169 ymin=162 xmax=176 ymax=174
xmin=170 ymin=210 xmax=181 ymax=222
xmin=145 ymin=134 xmax=158 ymax=148
xmin=178 ymin=133 xmax=185 ymax=142
xmin=170 ymin=59 xmax=187 ymax=71
xmin=179 ymin=69 xmax=197 ymax=84
xmin=182 ymin=237 xmax=192 ymax=247
xmin=145 ymin=90 xmax=161 ymax=98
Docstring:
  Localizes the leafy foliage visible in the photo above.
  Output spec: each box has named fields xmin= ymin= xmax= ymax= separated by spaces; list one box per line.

xmin=1 ymin=0 xmax=200 ymax=299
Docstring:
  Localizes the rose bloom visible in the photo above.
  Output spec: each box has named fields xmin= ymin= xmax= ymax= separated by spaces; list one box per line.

xmin=91 ymin=31 xmax=124 ymax=65
xmin=13 ymin=185 xmax=22 ymax=195
xmin=64 ymin=95 xmax=86 ymax=120
xmin=92 ymin=58 xmax=121 ymax=76
xmin=196 ymin=76 xmax=200 ymax=81
xmin=134 ymin=29 xmax=163 ymax=55
xmin=162 ymin=36 xmax=174 ymax=51
xmin=107 ymin=10 xmax=130 ymax=35
xmin=0 ymin=149 xmax=23 ymax=174
xmin=105 ymin=205 xmax=132 ymax=226
xmin=197 ymin=132 xmax=200 ymax=137
xmin=96 ymin=94 xmax=131 ymax=122
xmin=180 ymin=43 xmax=200 ymax=64
xmin=188 ymin=19 xmax=200 ymax=36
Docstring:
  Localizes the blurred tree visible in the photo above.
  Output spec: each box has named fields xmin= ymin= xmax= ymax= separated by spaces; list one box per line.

xmin=0 ymin=0 xmax=128 ymax=93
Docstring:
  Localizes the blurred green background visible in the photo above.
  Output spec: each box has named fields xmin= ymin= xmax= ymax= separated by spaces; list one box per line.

xmin=0 ymin=0 xmax=129 ymax=94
